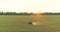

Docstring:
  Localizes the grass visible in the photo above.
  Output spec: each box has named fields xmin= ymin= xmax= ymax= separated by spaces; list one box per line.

xmin=0 ymin=15 xmax=60 ymax=32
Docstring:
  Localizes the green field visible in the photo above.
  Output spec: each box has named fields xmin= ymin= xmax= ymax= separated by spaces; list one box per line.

xmin=0 ymin=15 xmax=60 ymax=32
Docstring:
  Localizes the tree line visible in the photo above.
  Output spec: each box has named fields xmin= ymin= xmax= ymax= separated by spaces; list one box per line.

xmin=0 ymin=12 xmax=60 ymax=15
xmin=43 ymin=12 xmax=60 ymax=15
xmin=0 ymin=12 xmax=32 ymax=15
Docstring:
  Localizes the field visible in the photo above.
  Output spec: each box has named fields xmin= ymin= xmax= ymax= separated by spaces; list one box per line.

xmin=0 ymin=15 xmax=60 ymax=32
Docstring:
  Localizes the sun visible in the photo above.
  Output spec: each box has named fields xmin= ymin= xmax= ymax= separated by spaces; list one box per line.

xmin=33 ymin=12 xmax=42 ymax=17
xmin=32 ymin=12 xmax=42 ymax=22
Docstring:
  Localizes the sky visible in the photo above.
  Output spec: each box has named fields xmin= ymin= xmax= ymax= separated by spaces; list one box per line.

xmin=0 ymin=0 xmax=60 ymax=13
